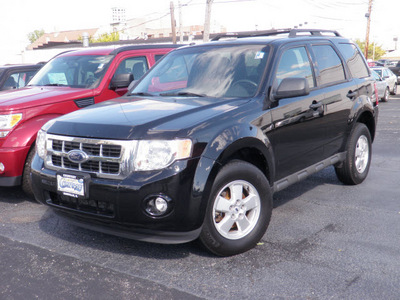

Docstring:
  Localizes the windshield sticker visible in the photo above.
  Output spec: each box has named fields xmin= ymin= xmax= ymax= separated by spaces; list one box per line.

xmin=48 ymin=73 xmax=68 ymax=85
xmin=255 ymin=52 xmax=265 ymax=59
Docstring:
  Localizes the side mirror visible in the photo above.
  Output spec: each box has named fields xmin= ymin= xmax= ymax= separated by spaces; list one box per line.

xmin=274 ymin=77 xmax=310 ymax=100
xmin=127 ymin=80 xmax=138 ymax=91
xmin=110 ymin=73 xmax=134 ymax=90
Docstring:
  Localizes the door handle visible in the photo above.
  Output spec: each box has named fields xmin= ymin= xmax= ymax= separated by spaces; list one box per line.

xmin=347 ymin=91 xmax=357 ymax=99
xmin=309 ymin=101 xmax=322 ymax=110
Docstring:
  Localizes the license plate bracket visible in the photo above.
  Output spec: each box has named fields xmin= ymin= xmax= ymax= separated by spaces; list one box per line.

xmin=57 ymin=173 xmax=90 ymax=199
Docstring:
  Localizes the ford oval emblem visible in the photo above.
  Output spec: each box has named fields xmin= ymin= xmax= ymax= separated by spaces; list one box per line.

xmin=67 ymin=149 xmax=89 ymax=164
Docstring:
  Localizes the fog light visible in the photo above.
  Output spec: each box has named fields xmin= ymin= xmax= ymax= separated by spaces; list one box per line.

xmin=0 ymin=162 xmax=4 ymax=174
xmin=144 ymin=195 xmax=172 ymax=217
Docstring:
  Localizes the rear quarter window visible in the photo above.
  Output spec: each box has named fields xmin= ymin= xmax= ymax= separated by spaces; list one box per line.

xmin=337 ymin=43 xmax=370 ymax=79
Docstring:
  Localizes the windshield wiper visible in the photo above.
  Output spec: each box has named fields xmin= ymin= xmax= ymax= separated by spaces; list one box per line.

xmin=160 ymin=91 xmax=206 ymax=97
xmin=129 ymin=92 xmax=154 ymax=96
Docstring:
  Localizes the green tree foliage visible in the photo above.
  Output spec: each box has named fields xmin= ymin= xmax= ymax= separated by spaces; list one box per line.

xmin=93 ymin=32 xmax=120 ymax=43
xmin=27 ymin=29 xmax=45 ymax=43
xmin=78 ymin=31 xmax=120 ymax=44
xmin=355 ymin=39 xmax=386 ymax=60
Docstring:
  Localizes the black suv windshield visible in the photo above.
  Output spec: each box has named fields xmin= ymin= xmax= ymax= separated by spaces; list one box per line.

xmin=29 ymin=55 xmax=113 ymax=89
xmin=131 ymin=44 xmax=269 ymax=98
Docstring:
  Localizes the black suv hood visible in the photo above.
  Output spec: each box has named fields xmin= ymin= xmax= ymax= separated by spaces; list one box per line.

xmin=47 ymin=96 xmax=247 ymax=140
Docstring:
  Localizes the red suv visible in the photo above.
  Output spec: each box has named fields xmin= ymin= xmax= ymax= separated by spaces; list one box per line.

xmin=0 ymin=44 xmax=180 ymax=195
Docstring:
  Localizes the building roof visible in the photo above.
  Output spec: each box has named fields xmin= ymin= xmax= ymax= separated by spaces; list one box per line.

xmin=27 ymin=28 xmax=99 ymax=50
xmin=383 ymin=49 xmax=400 ymax=60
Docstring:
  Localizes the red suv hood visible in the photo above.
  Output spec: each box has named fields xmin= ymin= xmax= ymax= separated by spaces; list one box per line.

xmin=0 ymin=86 xmax=94 ymax=111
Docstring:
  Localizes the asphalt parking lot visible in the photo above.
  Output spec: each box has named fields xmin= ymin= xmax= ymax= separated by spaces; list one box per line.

xmin=0 ymin=95 xmax=399 ymax=300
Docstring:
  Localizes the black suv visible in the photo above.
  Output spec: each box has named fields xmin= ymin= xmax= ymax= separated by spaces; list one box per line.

xmin=31 ymin=29 xmax=379 ymax=256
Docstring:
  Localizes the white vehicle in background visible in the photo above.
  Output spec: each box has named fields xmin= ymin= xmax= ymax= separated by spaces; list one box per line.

xmin=371 ymin=66 xmax=397 ymax=95
xmin=371 ymin=69 xmax=390 ymax=102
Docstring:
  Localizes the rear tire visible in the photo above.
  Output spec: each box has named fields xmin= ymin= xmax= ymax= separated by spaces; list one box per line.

xmin=381 ymin=87 xmax=389 ymax=102
xmin=335 ymin=123 xmax=371 ymax=185
xmin=22 ymin=147 xmax=36 ymax=199
xmin=390 ymin=83 xmax=397 ymax=95
xmin=200 ymin=160 xmax=272 ymax=256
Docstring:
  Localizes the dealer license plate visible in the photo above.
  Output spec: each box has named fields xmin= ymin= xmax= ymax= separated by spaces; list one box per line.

xmin=57 ymin=174 xmax=85 ymax=198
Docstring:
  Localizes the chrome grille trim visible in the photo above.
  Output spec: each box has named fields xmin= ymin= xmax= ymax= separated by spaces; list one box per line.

xmin=44 ymin=134 xmax=137 ymax=179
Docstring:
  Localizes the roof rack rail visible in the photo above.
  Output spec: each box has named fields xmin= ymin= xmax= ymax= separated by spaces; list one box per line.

xmin=211 ymin=29 xmax=291 ymax=41
xmin=211 ymin=28 xmax=341 ymax=41
xmin=287 ymin=29 xmax=342 ymax=37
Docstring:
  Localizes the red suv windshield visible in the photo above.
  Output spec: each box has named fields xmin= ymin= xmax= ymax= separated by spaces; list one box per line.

xmin=29 ymin=55 xmax=114 ymax=89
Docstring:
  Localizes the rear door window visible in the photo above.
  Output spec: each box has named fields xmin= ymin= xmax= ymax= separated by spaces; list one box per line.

xmin=312 ymin=45 xmax=345 ymax=86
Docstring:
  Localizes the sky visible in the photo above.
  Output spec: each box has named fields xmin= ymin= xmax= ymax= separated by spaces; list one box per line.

xmin=1 ymin=0 xmax=399 ymax=64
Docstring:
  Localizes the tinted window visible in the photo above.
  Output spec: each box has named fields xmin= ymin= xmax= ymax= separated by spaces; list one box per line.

xmin=275 ymin=47 xmax=314 ymax=88
xmin=116 ymin=56 xmax=149 ymax=80
xmin=337 ymin=43 xmax=369 ymax=79
xmin=1 ymin=70 xmax=38 ymax=90
xmin=155 ymin=54 xmax=165 ymax=62
xmin=312 ymin=45 xmax=345 ymax=86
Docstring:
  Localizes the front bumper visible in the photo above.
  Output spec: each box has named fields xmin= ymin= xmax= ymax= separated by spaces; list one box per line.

xmin=31 ymin=154 xmax=206 ymax=244
xmin=0 ymin=146 xmax=30 ymax=186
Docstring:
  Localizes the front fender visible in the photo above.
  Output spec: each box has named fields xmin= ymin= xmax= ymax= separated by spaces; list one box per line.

xmin=190 ymin=124 xmax=275 ymax=225
xmin=2 ymin=114 xmax=62 ymax=148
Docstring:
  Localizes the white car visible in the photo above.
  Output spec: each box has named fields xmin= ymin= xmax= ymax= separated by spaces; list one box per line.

xmin=372 ymin=67 xmax=397 ymax=95
xmin=371 ymin=69 xmax=390 ymax=102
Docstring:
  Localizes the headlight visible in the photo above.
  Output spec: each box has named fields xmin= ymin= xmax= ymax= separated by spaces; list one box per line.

xmin=0 ymin=113 xmax=22 ymax=137
xmin=36 ymin=129 xmax=47 ymax=159
xmin=134 ymin=139 xmax=192 ymax=171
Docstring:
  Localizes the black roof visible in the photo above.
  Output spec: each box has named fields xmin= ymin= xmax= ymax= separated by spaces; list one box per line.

xmin=0 ymin=63 xmax=43 ymax=70
xmin=211 ymin=28 xmax=342 ymax=41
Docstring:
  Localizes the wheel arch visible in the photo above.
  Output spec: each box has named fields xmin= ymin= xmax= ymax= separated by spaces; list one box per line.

xmin=216 ymin=137 xmax=274 ymax=184
xmin=191 ymin=135 xmax=275 ymax=227
xmin=356 ymin=109 xmax=376 ymax=142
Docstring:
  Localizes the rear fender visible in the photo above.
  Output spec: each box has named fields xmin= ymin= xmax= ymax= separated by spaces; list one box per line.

xmin=350 ymin=95 xmax=377 ymax=141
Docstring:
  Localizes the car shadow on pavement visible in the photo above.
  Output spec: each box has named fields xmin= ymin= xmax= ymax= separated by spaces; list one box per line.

xmin=37 ymin=208 xmax=213 ymax=259
xmin=0 ymin=186 xmax=35 ymax=204
xmin=272 ymin=166 xmax=341 ymax=208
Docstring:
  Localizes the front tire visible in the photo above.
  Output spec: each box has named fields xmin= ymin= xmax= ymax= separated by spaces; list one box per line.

xmin=22 ymin=147 xmax=36 ymax=199
xmin=200 ymin=161 xmax=272 ymax=256
xmin=335 ymin=123 xmax=372 ymax=185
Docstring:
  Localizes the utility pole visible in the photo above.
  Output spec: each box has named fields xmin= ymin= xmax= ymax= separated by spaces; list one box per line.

xmin=170 ymin=1 xmax=177 ymax=44
xmin=179 ymin=1 xmax=183 ymax=44
xmin=364 ymin=0 xmax=373 ymax=59
xmin=203 ymin=0 xmax=214 ymax=42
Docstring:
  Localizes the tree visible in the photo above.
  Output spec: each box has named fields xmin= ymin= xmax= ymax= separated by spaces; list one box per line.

xmin=355 ymin=39 xmax=386 ymax=60
xmin=27 ymin=29 xmax=45 ymax=44
xmin=93 ymin=31 xmax=120 ymax=43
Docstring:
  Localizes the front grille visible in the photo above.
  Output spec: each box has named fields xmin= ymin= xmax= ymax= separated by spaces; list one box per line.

xmin=44 ymin=134 xmax=136 ymax=179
